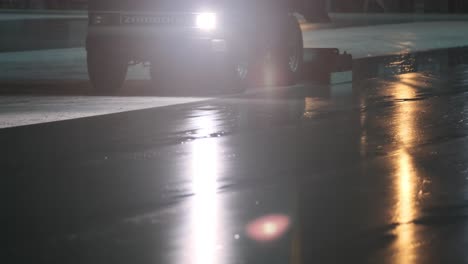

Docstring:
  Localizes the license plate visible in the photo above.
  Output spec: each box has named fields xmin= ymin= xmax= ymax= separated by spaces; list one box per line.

xmin=121 ymin=15 xmax=180 ymax=25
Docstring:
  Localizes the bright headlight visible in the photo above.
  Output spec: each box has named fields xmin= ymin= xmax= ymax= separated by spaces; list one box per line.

xmin=195 ymin=13 xmax=217 ymax=31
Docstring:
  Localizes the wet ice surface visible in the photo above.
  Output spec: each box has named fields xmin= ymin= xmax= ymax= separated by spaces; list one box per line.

xmin=5 ymin=48 xmax=468 ymax=264
xmin=303 ymin=21 xmax=468 ymax=58
xmin=0 ymin=95 xmax=211 ymax=128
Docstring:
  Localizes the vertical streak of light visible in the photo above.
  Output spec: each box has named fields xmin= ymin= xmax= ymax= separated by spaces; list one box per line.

xmin=395 ymin=150 xmax=416 ymax=264
xmin=360 ymin=106 xmax=368 ymax=157
xmin=303 ymin=97 xmax=316 ymax=119
xmin=394 ymin=77 xmax=418 ymax=264
xmin=190 ymin=117 xmax=220 ymax=264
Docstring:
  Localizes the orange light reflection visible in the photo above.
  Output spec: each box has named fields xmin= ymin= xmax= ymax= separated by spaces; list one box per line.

xmin=393 ymin=75 xmax=418 ymax=264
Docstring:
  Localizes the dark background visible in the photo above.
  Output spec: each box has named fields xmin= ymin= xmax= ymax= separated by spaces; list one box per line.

xmin=1 ymin=0 xmax=468 ymax=13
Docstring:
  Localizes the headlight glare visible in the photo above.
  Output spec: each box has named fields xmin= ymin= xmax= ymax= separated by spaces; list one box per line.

xmin=196 ymin=13 xmax=217 ymax=31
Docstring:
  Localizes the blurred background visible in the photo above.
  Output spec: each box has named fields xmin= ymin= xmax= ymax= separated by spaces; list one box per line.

xmin=1 ymin=0 xmax=468 ymax=13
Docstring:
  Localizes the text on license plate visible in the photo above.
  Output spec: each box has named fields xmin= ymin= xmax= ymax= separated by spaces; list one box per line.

xmin=121 ymin=15 xmax=179 ymax=25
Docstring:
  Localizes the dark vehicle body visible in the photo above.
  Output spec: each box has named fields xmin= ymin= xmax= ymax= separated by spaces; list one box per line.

xmin=87 ymin=0 xmax=306 ymax=93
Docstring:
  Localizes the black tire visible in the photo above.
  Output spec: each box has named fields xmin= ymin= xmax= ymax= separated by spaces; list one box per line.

xmin=222 ymin=37 xmax=253 ymax=93
xmin=275 ymin=15 xmax=304 ymax=86
xmin=287 ymin=16 xmax=304 ymax=84
xmin=87 ymin=40 xmax=128 ymax=94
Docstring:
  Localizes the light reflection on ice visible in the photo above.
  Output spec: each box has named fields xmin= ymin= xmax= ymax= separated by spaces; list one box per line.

xmin=190 ymin=115 xmax=221 ymax=264
xmin=393 ymin=75 xmax=421 ymax=264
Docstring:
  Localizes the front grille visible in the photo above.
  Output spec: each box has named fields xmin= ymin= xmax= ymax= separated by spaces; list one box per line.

xmin=89 ymin=12 xmax=196 ymax=27
xmin=120 ymin=13 xmax=193 ymax=27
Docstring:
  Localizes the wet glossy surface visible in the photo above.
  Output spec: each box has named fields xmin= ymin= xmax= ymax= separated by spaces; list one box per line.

xmin=4 ymin=47 xmax=468 ymax=264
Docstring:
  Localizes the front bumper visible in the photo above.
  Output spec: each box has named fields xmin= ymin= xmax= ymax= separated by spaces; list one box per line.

xmin=87 ymin=25 xmax=228 ymax=60
xmin=87 ymin=11 xmax=229 ymax=60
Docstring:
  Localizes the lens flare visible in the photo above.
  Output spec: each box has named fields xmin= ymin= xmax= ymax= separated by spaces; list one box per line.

xmin=246 ymin=214 xmax=290 ymax=242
